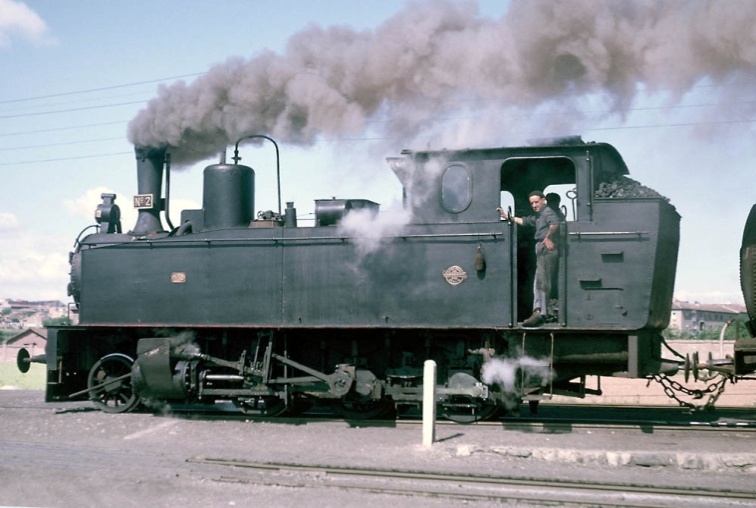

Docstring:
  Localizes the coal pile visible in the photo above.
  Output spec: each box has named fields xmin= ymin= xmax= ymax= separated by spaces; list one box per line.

xmin=595 ymin=176 xmax=669 ymax=201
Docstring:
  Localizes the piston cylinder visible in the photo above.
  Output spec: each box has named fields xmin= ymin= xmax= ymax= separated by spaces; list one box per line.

xmin=132 ymin=338 xmax=191 ymax=400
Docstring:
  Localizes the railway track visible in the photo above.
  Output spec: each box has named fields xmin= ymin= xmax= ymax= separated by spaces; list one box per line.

xmin=163 ymin=401 xmax=756 ymax=431
xmin=6 ymin=397 xmax=754 ymax=431
xmin=493 ymin=404 xmax=756 ymax=431
xmin=189 ymin=457 xmax=756 ymax=507
xmin=1 ymin=390 xmax=753 ymax=506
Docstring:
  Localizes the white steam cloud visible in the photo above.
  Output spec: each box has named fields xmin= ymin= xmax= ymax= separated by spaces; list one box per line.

xmin=128 ymin=0 xmax=756 ymax=166
xmin=164 ymin=330 xmax=200 ymax=358
xmin=337 ymin=208 xmax=412 ymax=258
xmin=482 ymin=355 xmax=554 ymax=408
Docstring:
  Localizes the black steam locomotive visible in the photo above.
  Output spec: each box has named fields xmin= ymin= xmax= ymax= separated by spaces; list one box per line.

xmin=738 ymin=205 xmax=756 ymax=375
xmin=18 ymin=135 xmax=754 ymax=420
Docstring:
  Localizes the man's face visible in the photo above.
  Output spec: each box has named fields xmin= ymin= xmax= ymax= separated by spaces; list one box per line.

xmin=529 ymin=195 xmax=545 ymax=212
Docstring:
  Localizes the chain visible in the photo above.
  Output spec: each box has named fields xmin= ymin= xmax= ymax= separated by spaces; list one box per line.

xmin=650 ymin=373 xmax=731 ymax=412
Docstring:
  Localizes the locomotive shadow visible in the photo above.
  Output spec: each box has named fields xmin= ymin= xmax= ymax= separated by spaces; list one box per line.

xmin=138 ymin=400 xmax=405 ymax=428
xmin=54 ymin=405 xmax=100 ymax=415
xmin=498 ymin=421 xmax=574 ymax=434
xmin=495 ymin=403 xmax=756 ymax=433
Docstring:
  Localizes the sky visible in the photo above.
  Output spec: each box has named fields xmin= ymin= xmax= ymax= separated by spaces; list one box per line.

xmin=0 ymin=0 xmax=754 ymax=305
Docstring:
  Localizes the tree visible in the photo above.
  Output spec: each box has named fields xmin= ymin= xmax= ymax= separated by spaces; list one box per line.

xmin=43 ymin=317 xmax=72 ymax=327
xmin=662 ymin=319 xmax=749 ymax=341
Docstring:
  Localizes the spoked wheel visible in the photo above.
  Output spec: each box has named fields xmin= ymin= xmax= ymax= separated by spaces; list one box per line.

xmin=235 ymin=396 xmax=288 ymax=417
xmin=442 ymin=372 xmax=500 ymax=424
xmin=87 ymin=353 xmax=140 ymax=413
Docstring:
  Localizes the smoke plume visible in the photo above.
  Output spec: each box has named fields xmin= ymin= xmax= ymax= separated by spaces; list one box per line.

xmin=128 ymin=0 xmax=756 ymax=165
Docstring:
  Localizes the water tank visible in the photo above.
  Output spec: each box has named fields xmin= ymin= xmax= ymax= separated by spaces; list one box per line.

xmin=203 ymin=162 xmax=255 ymax=229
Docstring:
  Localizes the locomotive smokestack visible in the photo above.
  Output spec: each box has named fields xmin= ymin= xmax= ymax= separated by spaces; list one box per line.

xmin=131 ymin=146 xmax=167 ymax=236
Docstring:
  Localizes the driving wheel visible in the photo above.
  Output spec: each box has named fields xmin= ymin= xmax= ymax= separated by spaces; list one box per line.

xmin=87 ymin=353 xmax=140 ymax=413
xmin=441 ymin=372 xmax=500 ymax=424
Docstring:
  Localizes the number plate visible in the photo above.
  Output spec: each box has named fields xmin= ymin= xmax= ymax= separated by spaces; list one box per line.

xmin=133 ymin=194 xmax=154 ymax=209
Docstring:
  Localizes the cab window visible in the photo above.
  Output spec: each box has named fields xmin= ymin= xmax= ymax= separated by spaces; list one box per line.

xmin=543 ymin=183 xmax=576 ymax=221
xmin=441 ymin=164 xmax=472 ymax=213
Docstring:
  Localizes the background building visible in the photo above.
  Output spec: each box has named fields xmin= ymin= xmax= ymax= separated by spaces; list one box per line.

xmin=1 ymin=328 xmax=47 ymax=362
xmin=669 ymin=300 xmax=748 ymax=333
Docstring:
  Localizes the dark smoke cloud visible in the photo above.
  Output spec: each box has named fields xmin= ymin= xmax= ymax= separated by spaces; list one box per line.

xmin=128 ymin=0 xmax=756 ymax=165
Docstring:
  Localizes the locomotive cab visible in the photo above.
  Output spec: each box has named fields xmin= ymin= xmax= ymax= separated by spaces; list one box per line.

xmin=391 ymin=137 xmax=679 ymax=333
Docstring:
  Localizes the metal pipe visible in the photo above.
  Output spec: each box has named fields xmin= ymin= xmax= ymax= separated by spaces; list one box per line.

xmin=117 ymin=231 xmax=504 ymax=246
xmin=233 ymin=134 xmax=282 ymax=217
xmin=164 ymin=151 xmax=174 ymax=230
xmin=204 ymin=374 xmax=244 ymax=382
xmin=719 ymin=319 xmax=734 ymax=358
xmin=568 ymin=231 xmax=648 ymax=237
xmin=508 ymin=205 xmax=515 ymax=327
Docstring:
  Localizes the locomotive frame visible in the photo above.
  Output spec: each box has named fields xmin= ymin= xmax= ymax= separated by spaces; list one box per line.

xmin=23 ymin=135 xmax=754 ymax=421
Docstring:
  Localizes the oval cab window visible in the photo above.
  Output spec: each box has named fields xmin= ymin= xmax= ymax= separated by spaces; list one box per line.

xmin=441 ymin=164 xmax=472 ymax=213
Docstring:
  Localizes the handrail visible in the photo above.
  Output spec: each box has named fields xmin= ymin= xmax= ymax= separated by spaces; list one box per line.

xmin=568 ymin=231 xmax=647 ymax=237
xmin=81 ymin=231 xmax=505 ymax=248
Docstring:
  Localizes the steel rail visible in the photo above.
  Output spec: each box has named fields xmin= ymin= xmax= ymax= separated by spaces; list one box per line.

xmin=189 ymin=457 xmax=756 ymax=507
xmin=145 ymin=401 xmax=756 ymax=430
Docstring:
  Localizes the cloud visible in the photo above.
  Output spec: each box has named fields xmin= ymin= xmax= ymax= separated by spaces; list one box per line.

xmin=0 ymin=0 xmax=55 ymax=49
xmin=63 ymin=187 xmax=200 ymax=235
xmin=0 ymin=225 xmax=70 ymax=301
xmin=674 ymin=290 xmax=744 ymax=306
xmin=63 ymin=185 xmax=137 ymax=234
xmin=63 ymin=186 xmax=113 ymax=221
xmin=0 ymin=190 xmax=206 ymax=301
xmin=2 ymin=186 xmax=203 ymax=302
xmin=0 ymin=212 xmax=20 ymax=232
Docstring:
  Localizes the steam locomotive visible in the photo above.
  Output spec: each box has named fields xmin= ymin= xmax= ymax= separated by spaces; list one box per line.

xmin=18 ymin=135 xmax=755 ymax=420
